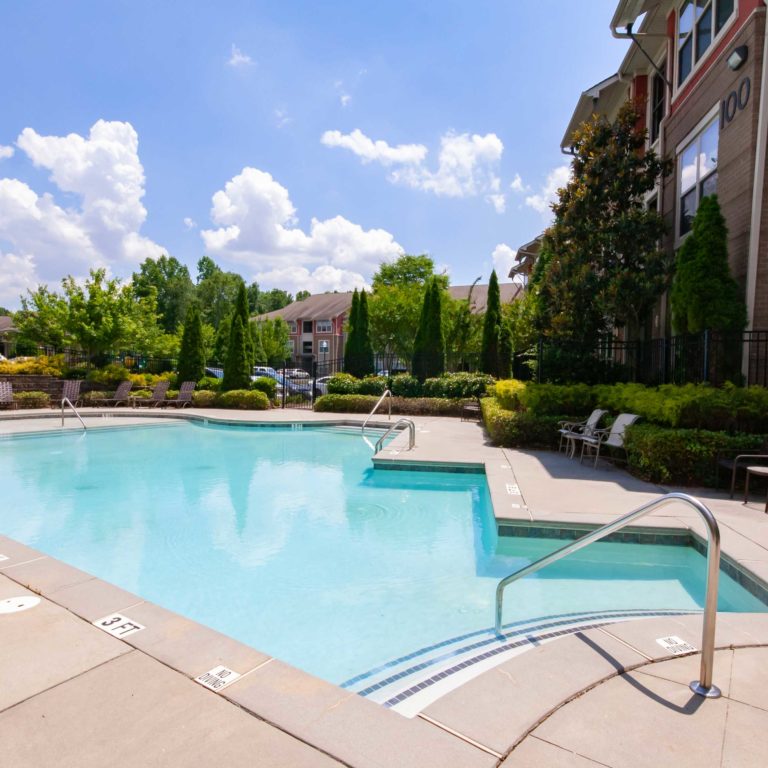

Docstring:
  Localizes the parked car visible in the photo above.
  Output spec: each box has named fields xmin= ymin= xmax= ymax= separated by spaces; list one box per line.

xmin=314 ymin=375 xmax=334 ymax=396
xmin=253 ymin=368 xmax=313 ymax=400
xmin=205 ymin=366 xmax=224 ymax=379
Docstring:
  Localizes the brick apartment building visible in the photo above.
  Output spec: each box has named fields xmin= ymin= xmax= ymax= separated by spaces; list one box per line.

xmin=515 ymin=0 xmax=768 ymax=379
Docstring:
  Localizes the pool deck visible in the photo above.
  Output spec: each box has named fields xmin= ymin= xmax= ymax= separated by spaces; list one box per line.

xmin=1 ymin=407 xmax=767 ymax=767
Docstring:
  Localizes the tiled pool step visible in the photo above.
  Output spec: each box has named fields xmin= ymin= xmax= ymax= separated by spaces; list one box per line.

xmin=344 ymin=608 xmax=697 ymax=717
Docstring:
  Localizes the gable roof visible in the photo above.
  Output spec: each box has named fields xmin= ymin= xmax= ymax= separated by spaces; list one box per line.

xmin=256 ymin=292 xmax=353 ymax=322
xmin=448 ymin=283 xmax=523 ymax=313
xmin=0 ymin=316 xmax=17 ymax=334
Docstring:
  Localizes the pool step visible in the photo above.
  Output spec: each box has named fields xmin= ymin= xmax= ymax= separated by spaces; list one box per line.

xmin=343 ymin=608 xmax=696 ymax=717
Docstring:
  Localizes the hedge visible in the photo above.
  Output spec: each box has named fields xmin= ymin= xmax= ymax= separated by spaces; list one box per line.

xmin=0 ymin=356 xmax=65 ymax=377
xmin=481 ymin=397 xmax=563 ymax=449
xmin=314 ymin=394 xmax=465 ymax=416
xmin=327 ymin=371 xmax=493 ymax=400
xmin=623 ymin=424 xmax=766 ymax=486
xmin=250 ymin=376 xmax=277 ymax=400
xmin=214 ymin=390 xmax=270 ymax=410
xmin=13 ymin=390 xmax=51 ymax=409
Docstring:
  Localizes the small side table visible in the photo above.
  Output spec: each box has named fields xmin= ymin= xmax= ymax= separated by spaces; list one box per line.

xmin=743 ymin=465 xmax=768 ymax=513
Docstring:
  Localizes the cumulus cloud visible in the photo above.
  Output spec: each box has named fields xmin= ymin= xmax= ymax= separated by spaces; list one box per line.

xmin=0 ymin=251 xmax=38 ymax=308
xmin=323 ymin=128 xmax=505 ymax=211
xmin=510 ymin=173 xmax=526 ymax=193
xmin=274 ymin=109 xmax=292 ymax=129
xmin=0 ymin=120 xmax=164 ymax=296
xmin=321 ymin=129 xmax=427 ymax=166
xmin=491 ymin=243 xmax=518 ymax=282
xmin=183 ymin=217 xmax=197 ymax=229
xmin=200 ymin=167 xmax=402 ymax=293
xmin=525 ymin=164 xmax=571 ymax=215
xmin=228 ymin=44 xmax=254 ymax=67
xmin=0 ymin=145 xmax=14 ymax=160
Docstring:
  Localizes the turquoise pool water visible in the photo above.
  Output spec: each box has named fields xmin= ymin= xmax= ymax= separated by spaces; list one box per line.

xmin=1 ymin=422 xmax=764 ymax=684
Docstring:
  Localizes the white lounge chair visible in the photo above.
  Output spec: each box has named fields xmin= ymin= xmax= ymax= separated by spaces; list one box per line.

xmin=579 ymin=413 xmax=640 ymax=468
xmin=558 ymin=409 xmax=607 ymax=457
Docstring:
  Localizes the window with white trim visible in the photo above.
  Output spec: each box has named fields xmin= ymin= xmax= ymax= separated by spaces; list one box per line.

xmin=678 ymin=117 xmax=718 ymax=236
xmin=650 ymin=64 xmax=666 ymax=144
xmin=316 ymin=319 xmax=332 ymax=334
xmin=287 ymin=321 xmax=297 ymax=334
xmin=677 ymin=0 xmax=735 ymax=87
xmin=302 ymin=340 xmax=313 ymax=354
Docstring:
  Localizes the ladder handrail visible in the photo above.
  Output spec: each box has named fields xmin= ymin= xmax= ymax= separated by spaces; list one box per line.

xmin=362 ymin=389 xmax=392 ymax=435
xmin=61 ymin=397 xmax=87 ymax=431
xmin=374 ymin=418 xmax=415 ymax=453
xmin=494 ymin=492 xmax=722 ymax=698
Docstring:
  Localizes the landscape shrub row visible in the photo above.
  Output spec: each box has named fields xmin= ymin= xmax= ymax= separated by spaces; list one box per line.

xmin=78 ymin=389 xmax=270 ymax=410
xmin=492 ymin=379 xmax=768 ymax=433
xmin=326 ymin=372 xmax=493 ymax=399
xmin=314 ymin=394 xmax=466 ymax=417
xmin=480 ymin=398 xmax=563 ymax=449
xmin=12 ymin=391 xmax=51 ymax=409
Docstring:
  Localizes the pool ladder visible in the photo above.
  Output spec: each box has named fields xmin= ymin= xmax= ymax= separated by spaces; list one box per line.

xmin=361 ymin=390 xmax=391 ymax=450
xmin=375 ymin=418 xmax=416 ymax=453
xmin=494 ymin=492 xmax=722 ymax=699
xmin=61 ymin=397 xmax=87 ymax=431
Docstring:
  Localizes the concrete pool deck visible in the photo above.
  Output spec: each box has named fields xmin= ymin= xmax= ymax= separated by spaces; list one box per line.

xmin=1 ymin=407 xmax=767 ymax=766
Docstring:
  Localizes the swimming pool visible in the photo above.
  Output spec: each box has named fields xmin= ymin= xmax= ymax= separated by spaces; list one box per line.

xmin=1 ymin=422 xmax=765 ymax=704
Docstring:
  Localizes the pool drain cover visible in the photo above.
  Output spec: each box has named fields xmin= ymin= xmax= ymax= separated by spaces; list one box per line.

xmin=0 ymin=596 xmax=41 ymax=614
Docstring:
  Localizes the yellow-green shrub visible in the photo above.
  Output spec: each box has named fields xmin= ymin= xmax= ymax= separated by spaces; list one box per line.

xmin=215 ymin=390 xmax=270 ymax=410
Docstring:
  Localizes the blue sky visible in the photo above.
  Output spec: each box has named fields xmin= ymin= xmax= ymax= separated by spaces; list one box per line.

xmin=0 ymin=0 xmax=629 ymax=308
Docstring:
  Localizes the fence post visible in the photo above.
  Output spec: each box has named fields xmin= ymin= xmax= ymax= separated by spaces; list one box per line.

xmin=311 ymin=360 xmax=318 ymax=408
xmin=281 ymin=358 xmax=288 ymax=409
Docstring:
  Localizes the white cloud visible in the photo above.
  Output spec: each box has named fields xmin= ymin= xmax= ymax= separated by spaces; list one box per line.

xmin=510 ymin=173 xmax=525 ymax=193
xmin=323 ymin=128 xmax=505 ymax=211
xmin=340 ymin=93 xmax=351 ymax=107
xmin=334 ymin=80 xmax=352 ymax=107
xmin=200 ymin=167 xmax=402 ymax=293
xmin=0 ymin=145 xmax=14 ymax=160
xmin=0 ymin=251 xmax=38 ymax=308
xmin=183 ymin=217 xmax=197 ymax=229
xmin=0 ymin=120 xmax=164 ymax=288
xmin=228 ymin=44 xmax=254 ymax=67
xmin=491 ymin=243 xmax=518 ymax=282
xmin=321 ymin=129 xmax=427 ymax=166
xmin=525 ymin=164 xmax=571 ymax=215
xmin=274 ymin=109 xmax=292 ymax=129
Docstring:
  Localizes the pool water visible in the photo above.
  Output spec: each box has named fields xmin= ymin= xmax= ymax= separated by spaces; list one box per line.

xmin=1 ymin=422 xmax=764 ymax=684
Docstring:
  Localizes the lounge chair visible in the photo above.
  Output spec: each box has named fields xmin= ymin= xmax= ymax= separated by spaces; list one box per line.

xmin=579 ymin=413 xmax=640 ymax=468
xmin=60 ymin=380 xmax=82 ymax=408
xmin=133 ymin=380 xmax=170 ymax=408
xmin=558 ymin=409 xmax=607 ymax=456
xmin=0 ymin=381 xmax=17 ymax=410
xmin=90 ymin=380 xmax=133 ymax=407
xmin=161 ymin=381 xmax=195 ymax=408
xmin=716 ymin=440 xmax=768 ymax=498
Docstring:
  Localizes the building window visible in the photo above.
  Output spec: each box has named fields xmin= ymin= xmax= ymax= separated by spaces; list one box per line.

xmin=288 ymin=338 xmax=295 ymax=354
xmin=677 ymin=1 xmax=735 ymax=87
xmin=316 ymin=319 xmax=332 ymax=334
xmin=318 ymin=340 xmax=329 ymax=354
xmin=650 ymin=64 xmax=666 ymax=144
xmin=302 ymin=340 xmax=313 ymax=355
xmin=678 ymin=117 xmax=718 ymax=236
xmin=302 ymin=320 xmax=313 ymax=334
xmin=287 ymin=321 xmax=297 ymax=334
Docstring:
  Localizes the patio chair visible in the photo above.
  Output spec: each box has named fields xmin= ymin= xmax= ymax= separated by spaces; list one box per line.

xmin=716 ymin=440 xmax=768 ymax=498
xmin=579 ymin=413 xmax=640 ymax=468
xmin=461 ymin=397 xmax=483 ymax=422
xmin=60 ymin=380 xmax=82 ymax=408
xmin=0 ymin=381 xmax=17 ymax=410
xmin=161 ymin=381 xmax=195 ymax=408
xmin=133 ymin=380 xmax=170 ymax=408
xmin=558 ymin=409 xmax=607 ymax=456
xmin=90 ymin=380 xmax=133 ymax=407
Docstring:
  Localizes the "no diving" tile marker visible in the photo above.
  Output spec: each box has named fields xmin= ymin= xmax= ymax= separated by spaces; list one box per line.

xmin=195 ymin=665 xmax=241 ymax=691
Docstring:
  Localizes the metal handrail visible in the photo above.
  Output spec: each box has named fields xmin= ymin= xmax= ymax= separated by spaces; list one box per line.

xmin=374 ymin=418 xmax=415 ymax=453
xmin=494 ymin=492 xmax=722 ymax=698
xmin=362 ymin=389 xmax=392 ymax=436
xmin=61 ymin=397 xmax=87 ymax=431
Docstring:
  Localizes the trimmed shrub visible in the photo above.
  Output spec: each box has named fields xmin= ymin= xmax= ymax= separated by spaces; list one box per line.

xmin=82 ymin=391 xmax=107 ymax=404
xmin=422 ymin=372 xmax=494 ymax=399
xmin=624 ymin=424 xmax=766 ymax=485
xmin=13 ymin=390 xmax=51 ymax=409
xmin=87 ymin=363 xmax=130 ymax=388
xmin=481 ymin=397 xmax=562 ymax=448
xmin=0 ymin=355 xmax=65 ymax=377
xmin=357 ymin=376 xmax=388 ymax=396
xmin=197 ymin=376 xmax=222 ymax=392
xmin=327 ymin=373 xmax=360 ymax=395
xmin=389 ymin=374 xmax=422 ymax=398
xmin=216 ymin=389 xmax=270 ymax=410
xmin=313 ymin=394 xmax=465 ymax=416
xmin=493 ymin=379 xmax=527 ymax=411
xmin=192 ymin=390 xmax=218 ymax=408
xmin=130 ymin=389 xmax=153 ymax=399
xmin=250 ymin=376 xmax=277 ymax=400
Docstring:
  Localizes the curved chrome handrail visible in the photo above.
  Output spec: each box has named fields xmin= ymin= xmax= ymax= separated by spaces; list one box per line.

xmin=374 ymin=418 xmax=415 ymax=453
xmin=494 ymin=492 xmax=721 ymax=698
xmin=61 ymin=397 xmax=87 ymax=431
xmin=362 ymin=389 xmax=392 ymax=436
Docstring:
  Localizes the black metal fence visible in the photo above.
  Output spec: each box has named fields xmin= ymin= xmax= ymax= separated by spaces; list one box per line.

xmin=525 ymin=330 xmax=768 ymax=387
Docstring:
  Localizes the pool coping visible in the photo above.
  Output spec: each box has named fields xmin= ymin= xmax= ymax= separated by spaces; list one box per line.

xmin=3 ymin=409 xmax=768 ymax=765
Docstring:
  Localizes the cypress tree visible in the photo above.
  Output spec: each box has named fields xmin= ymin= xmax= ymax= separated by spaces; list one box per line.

xmin=234 ymin=281 xmax=254 ymax=368
xmin=221 ymin=315 xmax=250 ymax=390
xmin=412 ymin=279 xmax=433 ymax=381
xmin=357 ymin=289 xmax=375 ymax=377
xmin=481 ymin=270 xmax=502 ymax=376
xmin=251 ymin=323 xmax=267 ymax=365
xmin=177 ymin=304 xmax=206 ymax=383
xmin=426 ymin=279 xmax=445 ymax=378
xmin=344 ymin=288 xmax=360 ymax=374
xmin=499 ymin=318 xmax=513 ymax=379
xmin=212 ymin=314 xmax=231 ymax=364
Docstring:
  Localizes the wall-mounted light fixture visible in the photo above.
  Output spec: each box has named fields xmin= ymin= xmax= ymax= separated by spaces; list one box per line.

xmin=727 ymin=45 xmax=748 ymax=71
